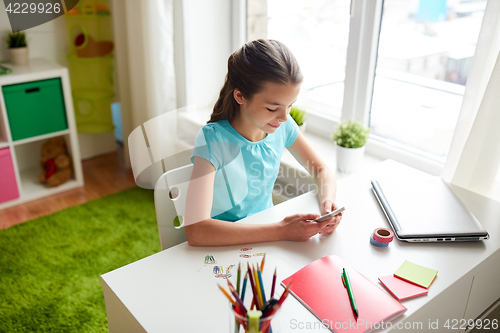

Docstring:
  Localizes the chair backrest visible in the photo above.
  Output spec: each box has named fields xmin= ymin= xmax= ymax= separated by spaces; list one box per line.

xmin=154 ymin=164 xmax=193 ymax=250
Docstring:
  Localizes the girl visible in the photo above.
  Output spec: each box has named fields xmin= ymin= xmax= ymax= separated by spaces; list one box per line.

xmin=184 ymin=39 xmax=342 ymax=246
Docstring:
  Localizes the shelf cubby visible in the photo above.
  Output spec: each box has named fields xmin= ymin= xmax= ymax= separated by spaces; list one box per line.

xmin=0 ymin=59 xmax=84 ymax=209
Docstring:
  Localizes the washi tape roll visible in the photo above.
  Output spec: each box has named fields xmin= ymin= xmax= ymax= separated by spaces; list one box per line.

xmin=373 ymin=228 xmax=394 ymax=243
xmin=370 ymin=228 xmax=394 ymax=247
xmin=370 ymin=234 xmax=389 ymax=247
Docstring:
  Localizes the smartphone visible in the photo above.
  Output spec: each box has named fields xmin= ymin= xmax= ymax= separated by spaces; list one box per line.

xmin=314 ymin=207 xmax=345 ymax=222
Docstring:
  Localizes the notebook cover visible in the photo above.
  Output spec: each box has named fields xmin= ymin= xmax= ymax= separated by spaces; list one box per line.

xmin=394 ymin=260 xmax=438 ymax=289
xmin=378 ymin=275 xmax=428 ymax=300
xmin=282 ymin=255 xmax=406 ymax=333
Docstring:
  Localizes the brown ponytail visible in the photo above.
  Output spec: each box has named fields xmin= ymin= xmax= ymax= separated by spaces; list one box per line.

xmin=208 ymin=39 xmax=303 ymax=124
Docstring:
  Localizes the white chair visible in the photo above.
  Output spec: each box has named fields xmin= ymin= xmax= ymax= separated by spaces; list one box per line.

xmin=154 ymin=164 xmax=193 ymax=250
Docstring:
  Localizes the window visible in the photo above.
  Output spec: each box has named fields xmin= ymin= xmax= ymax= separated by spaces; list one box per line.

xmin=371 ymin=0 xmax=486 ymax=162
xmin=247 ymin=0 xmax=487 ymax=168
xmin=249 ymin=0 xmax=351 ymax=119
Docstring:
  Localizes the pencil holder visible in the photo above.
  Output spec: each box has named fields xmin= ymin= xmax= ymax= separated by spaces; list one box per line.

xmin=229 ymin=306 xmax=281 ymax=333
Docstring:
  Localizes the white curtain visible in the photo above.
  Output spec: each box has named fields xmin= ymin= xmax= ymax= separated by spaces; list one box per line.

xmin=113 ymin=0 xmax=177 ymax=187
xmin=144 ymin=0 xmax=177 ymax=119
xmin=442 ymin=0 xmax=500 ymax=202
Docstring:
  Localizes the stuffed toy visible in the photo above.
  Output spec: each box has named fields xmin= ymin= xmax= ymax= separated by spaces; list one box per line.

xmin=38 ymin=137 xmax=73 ymax=187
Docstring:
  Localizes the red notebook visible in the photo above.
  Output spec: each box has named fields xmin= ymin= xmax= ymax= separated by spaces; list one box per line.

xmin=281 ymin=256 xmax=407 ymax=332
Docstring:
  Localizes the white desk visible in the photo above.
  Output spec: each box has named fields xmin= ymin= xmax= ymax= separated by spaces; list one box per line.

xmin=101 ymin=160 xmax=500 ymax=332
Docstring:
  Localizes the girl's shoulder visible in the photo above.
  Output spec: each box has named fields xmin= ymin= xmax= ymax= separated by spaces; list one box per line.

xmin=199 ymin=120 xmax=233 ymax=140
xmin=195 ymin=120 xmax=230 ymax=145
xmin=200 ymin=120 xmax=222 ymax=134
xmin=202 ymin=120 xmax=225 ymax=131
xmin=281 ymin=117 xmax=299 ymax=147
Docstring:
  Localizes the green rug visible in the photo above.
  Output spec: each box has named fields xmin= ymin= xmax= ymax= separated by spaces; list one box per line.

xmin=0 ymin=187 xmax=161 ymax=333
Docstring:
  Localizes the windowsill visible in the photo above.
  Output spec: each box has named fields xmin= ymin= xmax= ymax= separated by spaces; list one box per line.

xmin=301 ymin=109 xmax=445 ymax=177
xmin=281 ymin=130 xmax=384 ymax=180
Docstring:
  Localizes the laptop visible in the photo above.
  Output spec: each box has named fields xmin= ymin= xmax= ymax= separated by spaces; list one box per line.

xmin=371 ymin=176 xmax=489 ymax=242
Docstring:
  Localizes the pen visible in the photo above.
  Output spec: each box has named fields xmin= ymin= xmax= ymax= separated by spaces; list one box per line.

xmin=342 ymin=268 xmax=358 ymax=318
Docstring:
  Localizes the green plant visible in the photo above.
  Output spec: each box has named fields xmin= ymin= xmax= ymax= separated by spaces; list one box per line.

xmin=289 ymin=106 xmax=306 ymax=126
xmin=5 ymin=31 xmax=27 ymax=48
xmin=331 ymin=119 xmax=370 ymax=148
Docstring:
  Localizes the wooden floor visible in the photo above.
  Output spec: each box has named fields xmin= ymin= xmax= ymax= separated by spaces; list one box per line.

xmin=0 ymin=149 xmax=137 ymax=230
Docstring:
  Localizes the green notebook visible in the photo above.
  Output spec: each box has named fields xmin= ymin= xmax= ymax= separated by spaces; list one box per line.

xmin=394 ymin=260 xmax=438 ymax=289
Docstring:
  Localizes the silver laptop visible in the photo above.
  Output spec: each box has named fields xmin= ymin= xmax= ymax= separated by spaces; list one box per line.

xmin=371 ymin=177 xmax=489 ymax=242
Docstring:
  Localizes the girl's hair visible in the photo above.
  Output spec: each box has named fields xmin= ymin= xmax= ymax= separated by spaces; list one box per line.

xmin=208 ymin=39 xmax=303 ymax=123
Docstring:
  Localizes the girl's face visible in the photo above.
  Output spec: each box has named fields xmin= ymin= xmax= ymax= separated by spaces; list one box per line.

xmin=234 ymin=81 xmax=301 ymax=136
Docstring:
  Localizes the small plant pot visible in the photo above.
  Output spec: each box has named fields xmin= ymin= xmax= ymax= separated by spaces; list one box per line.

xmin=299 ymin=122 xmax=307 ymax=133
xmin=8 ymin=47 xmax=29 ymax=66
xmin=336 ymin=144 xmax=365 ymax=174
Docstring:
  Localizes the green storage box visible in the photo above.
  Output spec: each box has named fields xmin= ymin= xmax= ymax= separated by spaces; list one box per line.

xmin=3 ymin=78 xmax=68 ymax=141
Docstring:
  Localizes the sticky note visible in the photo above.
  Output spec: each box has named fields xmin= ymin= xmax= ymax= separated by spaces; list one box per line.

xmin=379 ymin=275 xmax=429 ymax=300
xmin=394 ymin=260 xmax=438 ymax=289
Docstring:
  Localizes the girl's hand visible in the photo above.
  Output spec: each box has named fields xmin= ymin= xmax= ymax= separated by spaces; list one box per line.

xmin=278 ymin=213 xmax=332 ymax=241
xmin=319 ymin=199 xmax=343 ymax=234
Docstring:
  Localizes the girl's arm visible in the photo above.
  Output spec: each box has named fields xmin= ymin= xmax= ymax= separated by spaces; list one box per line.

xmin=184 ymin=157 xmax=328 ymax=246
xmin=287 ymin=132 xmax=342 ymax=233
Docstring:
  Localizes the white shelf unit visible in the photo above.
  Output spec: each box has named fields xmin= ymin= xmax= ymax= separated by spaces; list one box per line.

xmin=0 ymin=59 xmax=84 ymax=210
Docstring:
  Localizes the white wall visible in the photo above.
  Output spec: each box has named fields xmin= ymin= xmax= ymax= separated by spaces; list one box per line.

xmin=181 ymin=0 xmax=232 ymax=109
xmin=0 ymin=3 xmax=68 ymax=65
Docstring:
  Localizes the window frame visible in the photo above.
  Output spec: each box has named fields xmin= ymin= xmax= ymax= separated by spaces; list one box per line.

xmin=247 ymin=0 xmax=450 ymax=176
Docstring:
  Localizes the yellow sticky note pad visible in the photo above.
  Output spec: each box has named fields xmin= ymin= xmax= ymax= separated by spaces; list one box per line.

xmin=394 ymin=260 xmax=438 ymax=289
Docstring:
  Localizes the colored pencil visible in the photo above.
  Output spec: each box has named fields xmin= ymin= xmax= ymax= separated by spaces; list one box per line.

xmin=260 ymin=253 xmax=266 ymax=271
xmin=257 ymin=266 xmax=267 ymax=304
xmin=232 ymin=304 xmax=247 ymax=330
xmin=241 ymin=271 xmax=248 ymax=302
xmin=260 ymin=302 xmax=279 ymax=332
xmin=261 ymin=298 xmax=278 ymax=317
xmin=227 ymin=279 xmax=248 ymax=314
xmin=278 ymin=282 xmax=291 ymax=306
xmin=236 ymin=262 xmax=241 ymax=296
xmin=247 ymin=263 xmax=261 ymax=310
xmin=218 ymin=284 xmax=235 ymax=306
xmin=253 ymin=264 xmax=264 ymax=308
xmin=262 ymin=284 xmax=291 ymax=325
xmin=270 ymin=267 xmax=277 ymax=298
